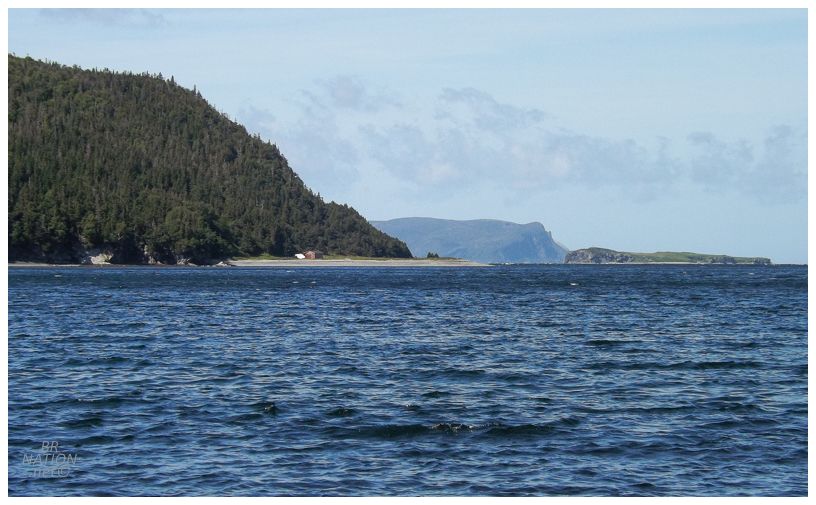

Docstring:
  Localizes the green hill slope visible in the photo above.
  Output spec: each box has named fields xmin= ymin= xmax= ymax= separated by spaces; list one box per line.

xmin=8 ymin=55 xmax=411 ymax=264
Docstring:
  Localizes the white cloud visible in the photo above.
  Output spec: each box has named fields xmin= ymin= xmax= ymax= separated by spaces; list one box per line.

xmin=315 ymin=75 xmax=400 ymax=113
xmin=437 ymin=87 xmax=548 ymax=134
xmin=239 ymin=77 xmax=806 ymax=204
xmin=688 ymin=126 xmax=807 ymax=202
xmin=39 ymin=9 xmax=167 ymax=28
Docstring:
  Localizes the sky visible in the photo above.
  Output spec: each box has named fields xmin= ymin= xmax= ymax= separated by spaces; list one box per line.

xmin=7 ymin=8 xmax=809 ymax=263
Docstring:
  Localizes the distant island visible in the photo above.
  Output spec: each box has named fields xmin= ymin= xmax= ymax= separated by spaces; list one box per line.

xmin=8 ymin=55 xmax=411 ymax=265
xmin=371 ymin=218 xmax=567 ymax=264
xmin=565 ymin=248 xmax=772 ymax=265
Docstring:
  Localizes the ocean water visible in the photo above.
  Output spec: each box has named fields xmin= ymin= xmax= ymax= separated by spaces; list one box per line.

xmin=8 ymin=265 xmax=807 ymax=496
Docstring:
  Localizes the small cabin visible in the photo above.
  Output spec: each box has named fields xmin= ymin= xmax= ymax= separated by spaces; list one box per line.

xmin=303 ymin=250 xmax=324 ymax=259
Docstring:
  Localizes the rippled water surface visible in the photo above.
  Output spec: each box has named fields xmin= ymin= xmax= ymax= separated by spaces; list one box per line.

xmin=8 ymin=265 xmax=807 ymax=496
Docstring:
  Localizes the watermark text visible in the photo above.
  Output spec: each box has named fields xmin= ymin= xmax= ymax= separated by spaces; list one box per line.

xmin=22 ymin=441 xmax=78 ymax=478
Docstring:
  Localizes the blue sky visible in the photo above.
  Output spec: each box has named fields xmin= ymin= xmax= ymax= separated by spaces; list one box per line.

xmin=8 ymin=8 xmax=808 ymax=262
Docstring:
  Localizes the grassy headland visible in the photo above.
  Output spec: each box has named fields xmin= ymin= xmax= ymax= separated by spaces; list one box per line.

xmin=565 ymin=247 xmax=771 ymax=265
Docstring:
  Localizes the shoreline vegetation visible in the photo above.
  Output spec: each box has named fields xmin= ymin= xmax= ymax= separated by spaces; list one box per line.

xmin=8 ymin=258 xmax=797 ymax=268
xmin=6 ymin=243 xmax=781 ymax=267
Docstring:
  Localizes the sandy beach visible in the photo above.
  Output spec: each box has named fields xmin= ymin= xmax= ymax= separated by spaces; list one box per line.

xmin=229 ymin=258 xmax=490 ymax=267
xmin=8 ymin=258 xmax=491 ymax=268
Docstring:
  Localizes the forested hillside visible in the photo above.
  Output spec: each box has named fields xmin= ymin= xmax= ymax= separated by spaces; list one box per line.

xmin=8 ymin=55 xmax=411 ymax=263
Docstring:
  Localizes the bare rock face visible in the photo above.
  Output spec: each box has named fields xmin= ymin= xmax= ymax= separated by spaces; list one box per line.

xmin=565 ymin=248 xmax=634 ymax=264
xmin=81 ymin=249 xmax=114 ymax=265
xmin=175 ymin=256 xmax=193 ymax=266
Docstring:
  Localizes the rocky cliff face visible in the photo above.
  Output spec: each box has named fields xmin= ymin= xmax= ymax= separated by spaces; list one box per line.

xmin=565 ymin=248 xmax=635 ymax=264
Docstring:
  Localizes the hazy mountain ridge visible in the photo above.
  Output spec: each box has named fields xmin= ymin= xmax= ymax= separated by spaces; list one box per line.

xmin=371 ymin=217 xmax=568 ymax=263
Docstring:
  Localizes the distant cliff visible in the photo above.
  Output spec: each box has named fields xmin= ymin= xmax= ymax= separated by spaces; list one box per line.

xmin=370 ymin=218 xmax=567 ymax=263
xmin=565 ymin=248 xmax=637 ymax=264
xmin=565 ymin=248 xmax=772 ymax=265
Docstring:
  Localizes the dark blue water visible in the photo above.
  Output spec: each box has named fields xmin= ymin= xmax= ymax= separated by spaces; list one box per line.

xmin=8 ymin=265 xmax=807 ymax=496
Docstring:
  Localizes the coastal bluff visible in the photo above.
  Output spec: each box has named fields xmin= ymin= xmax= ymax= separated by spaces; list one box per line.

xmin=371 ymin=217 xmax=567 ymax=264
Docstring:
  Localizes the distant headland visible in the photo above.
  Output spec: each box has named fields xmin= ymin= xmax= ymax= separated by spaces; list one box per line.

xmin=565 ymin=247 xmax=772 ymax=265
xmin=370 ymin=218 xmax=567 ymax=264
